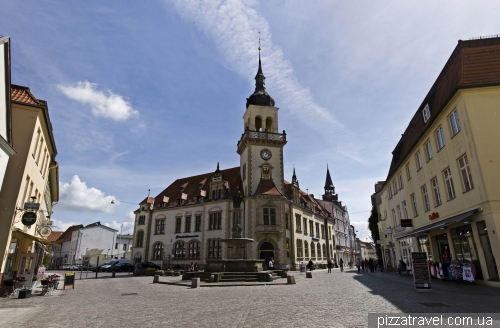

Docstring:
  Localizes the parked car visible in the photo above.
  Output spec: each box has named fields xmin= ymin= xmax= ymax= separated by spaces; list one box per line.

xmin=107 ymin=263 xmax=134 ymax=272
xmin=135 ymin=262 xmax=161 ymax=270
xmin=92 ymin=262 xmax=114 ymax=272
xmin=61 ymin=264 xmax=71 ymax=270
xmin=71 ymin=264 xmax=82 ymax=270
xmin=101 ymin=259 xmax=130 ymax=271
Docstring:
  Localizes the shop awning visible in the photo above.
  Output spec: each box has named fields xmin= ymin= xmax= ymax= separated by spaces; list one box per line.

xmin=395 ymin=208 xmax=480 ymax=240
xmin=12 ymin=230 xmax=53 ymax=245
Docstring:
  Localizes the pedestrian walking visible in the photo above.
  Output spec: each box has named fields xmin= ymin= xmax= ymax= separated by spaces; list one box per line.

xmin=368 ymin=258 xmax=375 ymax=273
xmin=307 ymin=259 xmax=314 ymax=271
xmin=327 ymin=260 xmax=333 ymax=273
xmin=378 ymin=257 xmax=384 ymax=272
xmin=339 ymin=258 xmax=344 ymax=272
xmin=361 ymin=260 xmax=365 ymax=272
xmin=356 ymin=258 xmax=361 ymax=273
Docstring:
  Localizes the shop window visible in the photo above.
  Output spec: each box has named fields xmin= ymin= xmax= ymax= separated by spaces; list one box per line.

xmin=188 ymin=241 xmax=200 ymax=259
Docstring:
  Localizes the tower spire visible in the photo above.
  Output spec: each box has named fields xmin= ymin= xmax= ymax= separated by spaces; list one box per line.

xmin=292 ymin=165 xmax=299 ymax=187
xmin=322 ymin=164 xmax=337 ymax=201
xmin=246 ymin=32 xmax=275 ymax=108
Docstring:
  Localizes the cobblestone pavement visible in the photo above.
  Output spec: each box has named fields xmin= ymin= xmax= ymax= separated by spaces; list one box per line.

xmin=1 ymin=268 xmax=499 ymax=328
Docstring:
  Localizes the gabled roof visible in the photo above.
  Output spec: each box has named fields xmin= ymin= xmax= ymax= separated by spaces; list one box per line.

xmin=11 ymin=84 xmax=41 ymax=105
xmin=56 ymin=224 xmax=83 ymax=243
xmin=47 ymin=231 xmax=63 ymax=242
xmin=386 ymin=36 xmax=500 ymax=182
xmin=152 ymin=166 xmax=243 ymax=208
xmin=254 ymin=180 xmax=283 ymax=196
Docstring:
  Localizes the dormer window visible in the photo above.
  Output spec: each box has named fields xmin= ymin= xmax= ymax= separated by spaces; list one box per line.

xmin=422 ymin=104 xmax=430 ymax=123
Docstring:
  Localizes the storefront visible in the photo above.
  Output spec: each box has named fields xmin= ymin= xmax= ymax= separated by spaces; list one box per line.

xmin=395 ymin=208 xmax=494 ymax=284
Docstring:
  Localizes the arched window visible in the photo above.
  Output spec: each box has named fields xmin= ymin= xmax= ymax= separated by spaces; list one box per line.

xmin=304 ymin=241 xmax=309 ymax=259
xmin=152 ymin=242 xmax=164 ymax=260
xmin=135 ymin=230 xmax=144 ymax=247
xmin=322 ymin=244 xmax=326 ymax=259
xmin=296 ymin=239 xmax=303 ymax=258
xmin=255 ymin=117 xmax=262 ymax=131
xmin=265 ymin=117 xmax=272 ymax=132
xmin=218 ymin=189 xmax=222 ymax=199
xmin=212 ymin=190 xmax=216 ymax=200
xmin=174 ymin=241 xmax=185 ymax=259
xmin=311 ymin=242 xmax=316 ymax=259
xmin=188 ymin=241 xmax=200 ymax=259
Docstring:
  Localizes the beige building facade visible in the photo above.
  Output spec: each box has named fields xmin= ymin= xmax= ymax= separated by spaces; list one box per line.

xmin=0 ymin=85 xmax=59 ymax=289
xmin=374 ymin=37 xmax=500 ymax=285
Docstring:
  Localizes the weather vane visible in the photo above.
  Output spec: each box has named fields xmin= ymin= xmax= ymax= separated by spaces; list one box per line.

xmin=258 ymin=31 xmax=261 ymax=51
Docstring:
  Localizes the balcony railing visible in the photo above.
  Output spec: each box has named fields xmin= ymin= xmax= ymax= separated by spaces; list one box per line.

xmin=237 ymin=130 xmax=287 ymax=149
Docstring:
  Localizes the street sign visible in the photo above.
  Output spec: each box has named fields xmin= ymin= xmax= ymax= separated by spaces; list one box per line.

xmin=24 ymin=202 xmax=40 ymax=211
xmin=21 ymin=212 xmax=37 ymax=226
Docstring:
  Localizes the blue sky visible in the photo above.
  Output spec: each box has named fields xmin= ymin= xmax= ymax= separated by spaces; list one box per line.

xmin=1 ymin=0 xmax=499 ymax=240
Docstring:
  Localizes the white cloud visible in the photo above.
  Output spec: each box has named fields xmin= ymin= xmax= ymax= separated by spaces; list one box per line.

xmin=167 ymin=0 xmax=361 ymax=162
xmin=103 ymin=212 xmax=135 ymax=235
xmin=58 ymin=81 xmax=139 ymax=121
xmin=51 ymin=219 xmax=80 ymax=232
xmin=59 ymin=175 xmax=117 ymax=213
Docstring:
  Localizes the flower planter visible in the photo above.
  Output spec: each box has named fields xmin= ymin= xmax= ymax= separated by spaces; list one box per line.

xmin=164 ymin=271 xmax=173 ymax=276
xmin=173 ymin=271 xmax=180 ymax=276
xmin=18 ymin=290 xmax=32 ymax=299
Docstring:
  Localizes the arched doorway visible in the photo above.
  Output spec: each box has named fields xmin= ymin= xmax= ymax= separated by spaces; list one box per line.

xmin=259 ymin=242 xmax=275 ymax=268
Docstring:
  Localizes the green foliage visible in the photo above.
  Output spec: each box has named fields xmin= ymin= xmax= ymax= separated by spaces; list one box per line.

xmin=368 ymin=206 xmax=382 ymax=259
xmin=42 ymin=256 xmax=51 ymax=268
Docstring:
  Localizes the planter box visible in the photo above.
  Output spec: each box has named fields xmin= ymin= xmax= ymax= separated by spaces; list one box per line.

xmin=164 ymin=271 xmax=173 ymax=276
xmin=145 ymin=270 xmax=156 ymax=276
xmin=18 ymin=290 xmax=32 ymax=299
xmin=173 ymin=271 xmax=180 ymax=276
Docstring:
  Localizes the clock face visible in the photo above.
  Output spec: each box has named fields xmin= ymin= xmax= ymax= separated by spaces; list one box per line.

xmin=260 ymin=149 xmax=272 ymax=160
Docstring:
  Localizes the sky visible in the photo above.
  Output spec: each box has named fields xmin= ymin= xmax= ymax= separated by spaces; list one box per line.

xmin=1 ymin=0 xmax=500 ymax=241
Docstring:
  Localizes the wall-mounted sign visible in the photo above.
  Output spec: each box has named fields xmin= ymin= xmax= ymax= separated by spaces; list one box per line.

xmin=384 ymin=228 xmax=392 ymax=234
xmin=400 ymin=219 xmax=413 ymax=227
xmin=428 ymin=212 xmax=440 ymax=220
xmin=21 ymin=212 xmax=37 ymax=226
xmin=311 ymin=237 xmax=320 ymax=242
xmin=24 ymin=203 xmax=40 ymax=211
xmin=175 ymin=235 xmax=199 ymax=239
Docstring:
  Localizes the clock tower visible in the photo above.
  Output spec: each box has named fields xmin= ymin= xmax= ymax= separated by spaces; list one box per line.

xmin=237 ymin=52 xmax=287 ymax=197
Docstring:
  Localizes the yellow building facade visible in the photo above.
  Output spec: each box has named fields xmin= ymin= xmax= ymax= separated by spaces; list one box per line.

xmin=0 ymin=85 xmax=58 ymax=291
xmin=374 ymin=37 xmax=500 ymax=286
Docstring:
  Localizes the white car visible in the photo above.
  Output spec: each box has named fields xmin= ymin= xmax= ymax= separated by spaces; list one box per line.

xmin=61 ymin=264 xmax=71 ymax=270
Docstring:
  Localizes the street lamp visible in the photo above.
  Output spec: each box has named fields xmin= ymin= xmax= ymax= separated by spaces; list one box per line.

xmin=107 ymin=249 xmax=110 ymax=259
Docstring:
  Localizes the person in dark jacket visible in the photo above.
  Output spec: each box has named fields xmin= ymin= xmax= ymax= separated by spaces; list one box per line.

xmin=378 ymin=258 xmax=384 ymax=272
xmin=307 ymin=259 xmax=314 ymax=271
xmin=339 ymin=258 xmax=344 ymax=272
xmin=368 ymin=258 xmax=375 ymax=273
xmin=327 ymin=260 xmax=333 ymax=273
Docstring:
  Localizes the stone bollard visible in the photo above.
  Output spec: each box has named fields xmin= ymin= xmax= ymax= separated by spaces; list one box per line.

xmin=306 ymin=272 xmax=312 ymax=278
xmin=267 ymin=273 xmax=273 ymax=282
xmin=209 ymin=275 xmax=215 ymax=283
xmin=112 ymin=272 xmax=116 ymax=278
xmin=191 ymin=278 xmax=200 ymax=288
xmin=287 ymin=276 xmax=296 ymax=284
xmin=153 ymin=275 xmax=159 ymax=284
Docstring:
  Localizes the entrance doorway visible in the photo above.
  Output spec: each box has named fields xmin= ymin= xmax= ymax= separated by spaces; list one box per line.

xmin=435 ymin=233 xmax=451 ymax=262
xmin=259 ymin=242 xmax=274 ymax=269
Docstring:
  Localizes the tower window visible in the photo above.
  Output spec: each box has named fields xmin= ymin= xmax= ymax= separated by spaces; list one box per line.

xmin=255 ymin=117 xmax=262 ymax=131
xmin=265 ymin=117 xmax=273 ymax=132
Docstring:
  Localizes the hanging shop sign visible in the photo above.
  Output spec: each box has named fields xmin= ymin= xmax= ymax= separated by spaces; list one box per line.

xmin=24 ymin=202 xmax=40 ymax=211
xmin=21 ymin=212 xmax=37 ymax=226
xmin=400 ymin=219 xmax=413 ymax=227
xmin=428 ymin=212 xmax=440 ymax=220
xmin=411 ymin=252 xmax=432 ymax=292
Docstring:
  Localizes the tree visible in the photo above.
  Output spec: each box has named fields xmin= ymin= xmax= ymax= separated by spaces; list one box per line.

xmin=368 ymin=206 xmax=382 ymax=259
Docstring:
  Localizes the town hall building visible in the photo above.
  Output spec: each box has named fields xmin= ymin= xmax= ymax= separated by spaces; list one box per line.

xmin=131 ymin=53 xmax=350 ymax=270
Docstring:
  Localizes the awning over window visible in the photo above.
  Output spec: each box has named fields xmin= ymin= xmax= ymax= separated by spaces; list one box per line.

xmin=12 ymin=230 xmax=52 ymax=245
xmin=395 ymin=208 xmax=480 ymax=240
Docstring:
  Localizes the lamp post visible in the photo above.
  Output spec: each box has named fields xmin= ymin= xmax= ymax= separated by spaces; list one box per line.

xmin=107 ymin=249 xmax=110 ymax=260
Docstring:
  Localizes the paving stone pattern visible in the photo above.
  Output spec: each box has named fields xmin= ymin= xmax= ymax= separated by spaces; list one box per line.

xmin=1 ymin=268 xmax=499 ymax=328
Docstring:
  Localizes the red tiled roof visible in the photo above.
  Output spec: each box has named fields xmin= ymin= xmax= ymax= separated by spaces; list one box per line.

xmin=254 ymin=180 xmax=283 ymax=196
xmin=386 ymin=37 xmax=500 ymax=181
xmin=11 ymin=84 xmax=41 ymax=105
xmin=56 ymin=224 xmax=83 ymax=243
xmin=152 ymin=166 xmax=243 ymax=207
xmin=47 ymin=231 xmax=63 ymax=242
